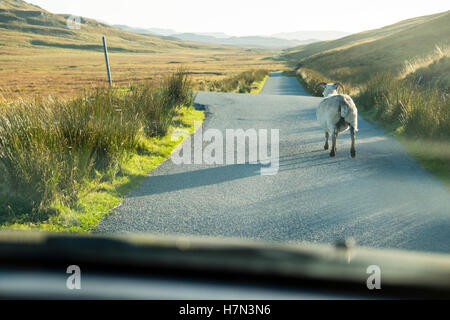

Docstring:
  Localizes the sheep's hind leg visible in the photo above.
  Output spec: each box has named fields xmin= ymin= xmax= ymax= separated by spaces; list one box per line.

xmin=350 ymin=127 xmax=356 ymax=158
xmin=324 ymin=131 xmax=329 ymax=150
xmin=330 ymin=129 xmax=338 ymax=157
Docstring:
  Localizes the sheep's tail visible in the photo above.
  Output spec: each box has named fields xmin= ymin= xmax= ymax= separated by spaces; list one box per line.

xmin=341 ymin=95 xmax=358 ymax=132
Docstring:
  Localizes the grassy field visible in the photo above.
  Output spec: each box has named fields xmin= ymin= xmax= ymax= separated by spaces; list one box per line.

xmin=0 ymin=47 xmax=282 ymax=99
xmin=0 ymin=0 xmax=283 ymax=99
xmin=284 ymin=11 xmax=450 ymax=189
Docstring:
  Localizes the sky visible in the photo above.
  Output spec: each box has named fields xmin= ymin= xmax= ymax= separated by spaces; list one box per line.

xmin=27 ymin=0 xmax=449 ymax=36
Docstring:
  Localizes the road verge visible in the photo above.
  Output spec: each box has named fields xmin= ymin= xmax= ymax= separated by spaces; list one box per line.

xmin=1 ymin=106 xmax=204 ymax=232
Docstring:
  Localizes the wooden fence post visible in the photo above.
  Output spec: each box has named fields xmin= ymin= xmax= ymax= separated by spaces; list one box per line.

xmin=102 ymin=36 xmax=113 ymax=87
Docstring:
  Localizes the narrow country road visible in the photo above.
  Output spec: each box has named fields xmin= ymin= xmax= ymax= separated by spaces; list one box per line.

xmin=259 ymin=72 xmax=310 ymax=96
xmin=97 ymin=72 xmax=450 ymax=254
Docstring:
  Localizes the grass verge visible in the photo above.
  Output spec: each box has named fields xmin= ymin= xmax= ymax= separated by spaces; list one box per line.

xmin=0 ymin=69 xmax=205 ymax=231
xmin=0 ymin=106 xmax=204 ymax=232
xmin=250 ymin=75 xmax=269 ymax=94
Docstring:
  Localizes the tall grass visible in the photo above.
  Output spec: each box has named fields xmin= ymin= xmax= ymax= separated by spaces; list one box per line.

xmin=197 ymin=69 xmax=269 ymax=93
xmin=0 ymin=69 xmax=194 ymax=217
xmin=355 ymin=72 xmax=449 ymax=140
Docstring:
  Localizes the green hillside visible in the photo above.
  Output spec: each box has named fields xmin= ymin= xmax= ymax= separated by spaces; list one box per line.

xmin=0 ymin=0 xmax=217 ymax=53
xmin=283 ymin=10 xmax=450 ymax=89
xmin=0 ymin=0 xmax=284 ymax=98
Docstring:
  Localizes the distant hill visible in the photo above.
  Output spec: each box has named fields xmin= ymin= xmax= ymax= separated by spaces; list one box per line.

xmin=169 ymin=33 xmax=311 ymax=48
xmin=113 ymin=25 xmax=317 ymax=49
xmin=0 ymin=0 xmax=222 ymax=53
xmin=271 ymin=30 xmax=351 ymax=41
xmin=282 ymin=10 xmax=450 ymax=86
xmin=112 ymin=25 xmax=177 ymax=37
xmin=196 ymin=32 xmax=230 ymax=39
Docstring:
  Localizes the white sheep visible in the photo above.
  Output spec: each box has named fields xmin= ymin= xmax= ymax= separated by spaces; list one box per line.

xmin=315 ymin=82 xmax=358 ymax=158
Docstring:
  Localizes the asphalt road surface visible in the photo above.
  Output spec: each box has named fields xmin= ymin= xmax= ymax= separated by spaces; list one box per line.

xmin=259 ymin=72 xmax=310 ymax=96
xmin=97 ymin=72 xmax=450 ymax=254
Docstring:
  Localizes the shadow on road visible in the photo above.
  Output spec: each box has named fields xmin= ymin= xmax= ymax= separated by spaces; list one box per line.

xmin=129 ymin=164 xmax=262 ymax=197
